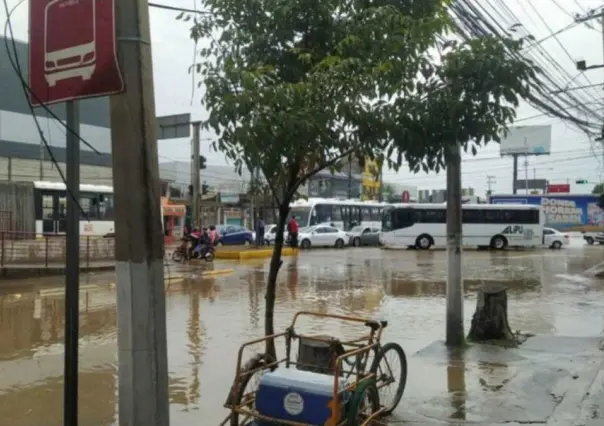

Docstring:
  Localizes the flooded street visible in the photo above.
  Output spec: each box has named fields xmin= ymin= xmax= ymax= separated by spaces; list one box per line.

xmin=1 ymin=236 xmax=604 ymax=425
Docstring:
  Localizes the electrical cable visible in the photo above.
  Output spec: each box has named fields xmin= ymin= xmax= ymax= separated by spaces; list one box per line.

xmin=2 ymin=0 xmax=87 ymax=217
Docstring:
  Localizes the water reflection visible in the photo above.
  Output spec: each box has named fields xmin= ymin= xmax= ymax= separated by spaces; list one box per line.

xmin=0 ymin=247 xmax=603 ymax=425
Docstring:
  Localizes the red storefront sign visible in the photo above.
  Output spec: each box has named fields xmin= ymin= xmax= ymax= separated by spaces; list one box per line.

xmin=29 ymin=0 xmax=124 ymax=106
xmin=546 ymin=184 xmax=570 ymax=194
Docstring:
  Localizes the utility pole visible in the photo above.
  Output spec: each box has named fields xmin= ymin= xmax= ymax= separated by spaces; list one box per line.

xmin=110 ymin=1 xmax=169 ymax=425
xmin=445 ymin=143 xmax=464 ymax=346
xmin=192 ymin=122 xmax=201 ymax=228
xmin=347 ymin=154 xmax=352 ymax=199
xmin=512 ymin=154 xmax=518 ymax=194
xmin=486 ymin=175 xmax=496 ymax=197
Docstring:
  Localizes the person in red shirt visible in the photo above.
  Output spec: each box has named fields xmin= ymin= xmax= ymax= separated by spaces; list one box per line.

xmin=287 ymin=215 xmax=299 ymax=247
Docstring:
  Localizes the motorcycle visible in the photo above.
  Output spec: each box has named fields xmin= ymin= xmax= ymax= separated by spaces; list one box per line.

xmin=172 ymin=233 xmax=215 ymax=262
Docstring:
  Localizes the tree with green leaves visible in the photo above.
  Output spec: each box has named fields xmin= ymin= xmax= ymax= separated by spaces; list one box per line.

xmin=386 ymin=35 xmax=539 ymax=346
xmin=592 ymin=183 xmax=604 ymax=195
xmin=381 ymin=183 xmax=398 ymax=203
xmin=180 ymin=0 xmax=450 ymax=357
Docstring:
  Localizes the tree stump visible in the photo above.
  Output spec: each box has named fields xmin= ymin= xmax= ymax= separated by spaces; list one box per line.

xmin=467 ymin=284 xmax=515 ymax=342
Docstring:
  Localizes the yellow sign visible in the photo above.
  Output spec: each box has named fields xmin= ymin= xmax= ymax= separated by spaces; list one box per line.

xmin=361 ymin=158 xmax=380 ymax=200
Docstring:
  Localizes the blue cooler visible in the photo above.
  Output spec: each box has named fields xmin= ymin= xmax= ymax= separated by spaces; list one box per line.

xmin=255 ymin=368 xmax=349 ymax=425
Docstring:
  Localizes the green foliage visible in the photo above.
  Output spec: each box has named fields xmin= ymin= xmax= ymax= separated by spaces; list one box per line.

xmin=386 ymin=35 xmax=539 ymax=174
xmin=382 ymin=183 xmax=397 ymax=202
xmin=592 ymin=183 xmax=604 ymax=195
xmin=178 ymin=0 xmax=450 ymax=203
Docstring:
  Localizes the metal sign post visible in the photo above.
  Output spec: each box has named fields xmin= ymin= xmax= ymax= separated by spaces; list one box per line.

xmin=63 ymin=100 xmax=80 ymax=426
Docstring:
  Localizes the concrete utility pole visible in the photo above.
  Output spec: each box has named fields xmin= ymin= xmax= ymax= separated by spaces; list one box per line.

xmin=110 ymin=1 xmax=169 ymax=425
xmin=192 ymin=122 xmax=201 ymax=228
xmin=445 ymin=143 xmax=464 ymax=346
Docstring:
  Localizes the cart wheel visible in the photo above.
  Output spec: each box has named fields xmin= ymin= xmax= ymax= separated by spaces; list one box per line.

xmin=370 ymin=342 xmax=407 ymax=416
xmin=225 ymin=353 xmax=275 ymax=426
xmin=172 ymin=250 xmax=183 ymax=262
xmin=346 ymin=378 xmax=380 ymax=426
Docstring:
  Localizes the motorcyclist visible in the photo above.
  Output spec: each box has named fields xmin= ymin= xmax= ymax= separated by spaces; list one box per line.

xmin=188 ymin=227 xmax=204 ymax=259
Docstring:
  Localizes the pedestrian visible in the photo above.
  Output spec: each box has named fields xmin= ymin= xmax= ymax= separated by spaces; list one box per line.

xmin=256 ymin=216 xmax=265 ymax=246
xmin=287 ymin=215 xmax=299 ymax=248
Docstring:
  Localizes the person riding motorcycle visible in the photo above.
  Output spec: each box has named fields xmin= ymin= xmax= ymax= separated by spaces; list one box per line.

xmin=187 ymin=227 xmax=204 ymax=259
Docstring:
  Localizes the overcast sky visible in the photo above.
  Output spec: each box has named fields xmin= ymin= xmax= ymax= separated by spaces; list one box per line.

xmin=2 ymin=0 xmax=604 ymax=196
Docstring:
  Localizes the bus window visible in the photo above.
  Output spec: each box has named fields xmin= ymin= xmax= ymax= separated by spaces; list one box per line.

xmin=418 ymin=209 xmax=445 ymax=223
xmin=315 ymin=204 xmax=332 ymax=223
xmin=99 ymin=194 xmax=115 ymax=220
xmin=392 ymin=208 xmax=415 ymax=229
xmin=332 ymin=206 xmax=342 ymax=221
xmin=462 ymin=209 xmax=484 ymax=224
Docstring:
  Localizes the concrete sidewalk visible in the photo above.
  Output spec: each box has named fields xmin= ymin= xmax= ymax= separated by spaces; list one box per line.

xmin=389 ymin=335 xmax=604 ymax=425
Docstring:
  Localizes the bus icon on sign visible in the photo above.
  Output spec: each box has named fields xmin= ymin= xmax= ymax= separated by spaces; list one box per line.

xmin=44 ymin=0 xmax=96 ymax=87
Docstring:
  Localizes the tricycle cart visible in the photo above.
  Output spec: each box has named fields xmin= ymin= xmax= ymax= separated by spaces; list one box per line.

xmin=220 ymin=311 xmax=407 ymax=426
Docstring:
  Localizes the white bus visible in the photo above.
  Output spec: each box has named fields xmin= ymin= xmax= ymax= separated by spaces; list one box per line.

xmin=379 ymin=203 xmax=543 ymax=250
xmin=34 ymin=181 xmax=115 ymax=236
xmin=33 ymin=181 xmax=187 ymax=237
xmin=289 ymin=198 xmax=393 ymax=231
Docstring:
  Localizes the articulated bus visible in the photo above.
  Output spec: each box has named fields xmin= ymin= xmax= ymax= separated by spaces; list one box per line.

xmin=380 ymin=203 xmax=543 ymax=249
xmin=288 ymin=198 xmax=409 ymax=231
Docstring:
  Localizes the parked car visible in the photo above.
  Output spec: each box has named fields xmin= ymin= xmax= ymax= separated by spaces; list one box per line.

xmin=543 ymin=227 xmax=569 ymax=249
xmin=216 ymin=225 xmax=254 ymax=245
xmin=583 ymin=231 xmax=604 ymax=245
xmin=347 ymin=225 xmax=380 ymax=247
xmin=262 ymin=224 xmax=288 ymax=245
xmin=298 ymin=225 xmax=348 ymax=249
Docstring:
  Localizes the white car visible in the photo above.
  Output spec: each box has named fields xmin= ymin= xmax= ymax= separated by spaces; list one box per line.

xmin=298 ymin=225 xmax=348 ymax=249
xmin=263 ymin=224 xmax=289 ymax=245
xmin=543 ymin=227 xmax=569 ymax=249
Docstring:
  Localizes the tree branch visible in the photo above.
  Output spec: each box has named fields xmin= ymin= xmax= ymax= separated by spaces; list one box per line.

xmin=291 ymin=147 xmax=357 ymax=195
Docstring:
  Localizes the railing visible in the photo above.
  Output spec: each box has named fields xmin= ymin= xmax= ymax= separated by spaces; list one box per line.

xmin=0 ymin=232 xmax=115 ymax=268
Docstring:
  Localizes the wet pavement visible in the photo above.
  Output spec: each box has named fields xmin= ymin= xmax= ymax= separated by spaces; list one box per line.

xmin=0 ymin=234 xmax=603 ymax=425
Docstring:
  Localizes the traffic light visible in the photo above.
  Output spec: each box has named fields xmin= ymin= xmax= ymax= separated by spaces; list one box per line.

xmin=199 ymin=155 xmax=206 ymax=170
xmin=188 ymin=184 xmax=193 ymax=196
xmin=201 ymin=183 xmax=209 ymax=195
xmin=576 ymin=179 xmax=588 ymax=184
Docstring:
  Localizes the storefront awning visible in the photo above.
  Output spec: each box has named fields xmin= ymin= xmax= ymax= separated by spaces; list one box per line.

xmin=162 ymin=205 xmax=186 ymax=216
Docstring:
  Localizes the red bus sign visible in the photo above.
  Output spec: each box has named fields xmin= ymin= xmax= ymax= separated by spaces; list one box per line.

xmin=401 ymin=190 xmax=410 ymax=203
xmin=29 ymin=0 xmax=124 ymax=106
xmin=547 ymin=184 xmax=570 ymax=194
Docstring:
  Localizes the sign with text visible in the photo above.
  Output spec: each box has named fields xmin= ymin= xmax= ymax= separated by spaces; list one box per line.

xmin=490 ymin=194 xmax=604 ymax=232
xmin=547 ymin=184 xmax=570 ymax=194
xmin=29 ymin=0 xmax=124 ymax=106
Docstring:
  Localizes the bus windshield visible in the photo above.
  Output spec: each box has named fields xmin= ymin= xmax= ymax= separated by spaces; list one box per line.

xmin=290 ymin=206 xmax=311 ymax=227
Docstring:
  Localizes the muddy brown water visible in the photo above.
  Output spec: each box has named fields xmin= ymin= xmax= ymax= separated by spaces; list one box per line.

xmin=1 ymin=239 xmax=603 ymax=425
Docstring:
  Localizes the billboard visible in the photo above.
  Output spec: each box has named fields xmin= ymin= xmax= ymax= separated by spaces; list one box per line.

xmin=489 ymin=194 xmax=604 ymax=231
xmin=29 ymin=0 xmax=124 ymax=105
xmin=500 ymin=125 xmax=552 ymax=156
xmin=547 ymin=184 xmax=570 ymax=194
xmin=361 ymin=158 xmax=380 ymax=200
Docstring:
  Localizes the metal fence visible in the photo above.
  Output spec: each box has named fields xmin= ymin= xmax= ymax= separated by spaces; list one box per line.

xmin=0 ymin=232 xmax=115 ymax=268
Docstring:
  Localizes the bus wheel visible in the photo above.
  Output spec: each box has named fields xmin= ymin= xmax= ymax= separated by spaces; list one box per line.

xmin=415 ymin=234 xmax=433 ymax=250
xmin=490 ymin=235 xmax=507 ymax=250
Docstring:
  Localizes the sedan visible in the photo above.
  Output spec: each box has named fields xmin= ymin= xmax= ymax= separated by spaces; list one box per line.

xmin=216 ymin=225 xmax=254 ymax=245
xmin=298 ymin=225 xmax=348 ymax=249
xmin=263 ymin=224 xmax=289 ymax=245
xmin=347 ymin=226 xmax=381 ymax=247
xmin=542 ymin=227 xmax=569 ymax=249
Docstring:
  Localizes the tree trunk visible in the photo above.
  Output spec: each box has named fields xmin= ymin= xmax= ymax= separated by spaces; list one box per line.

xmin=264 ymin=203 xmax=290 ymax=359
xmin=467 ymin=284 xmax=515 ymax=342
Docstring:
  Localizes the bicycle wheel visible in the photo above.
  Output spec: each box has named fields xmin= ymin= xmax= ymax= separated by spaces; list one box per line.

xmin=346 ymin=378 xmax=380 ymax=426
xmin=225 ymin=353 xmax=275 ymax=426
xmin=369 ymin=342 xmax=407 ymax=415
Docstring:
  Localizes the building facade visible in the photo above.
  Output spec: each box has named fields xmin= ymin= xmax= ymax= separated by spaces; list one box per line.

xmin=0 ymin=37 xmax=113 ymax=185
